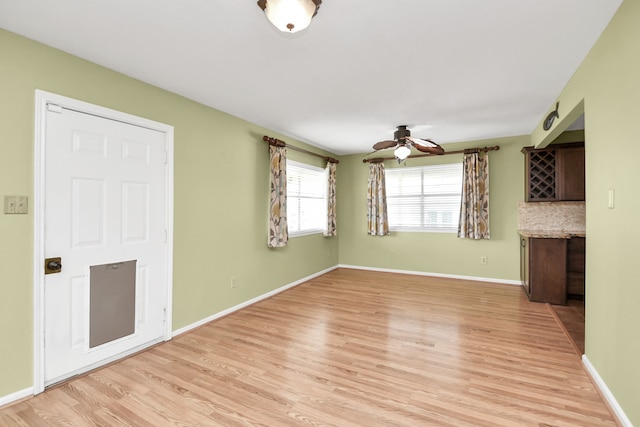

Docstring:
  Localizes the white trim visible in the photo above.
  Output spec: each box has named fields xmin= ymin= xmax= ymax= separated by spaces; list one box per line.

xmin=0 ymin=387 xmax=33 ymax=408
xmin=33 ymin=90 xmax=174 ymax=394
xmin=33 ymin=91 xmax=46 ymax=395
xmin=338 ymin=264 xmax=522 ymax=286
xmin=582 ymin=355 xmax=633 ymax=427
xmin=162 ymin=125 xmax=175 ymax=342
xmin=173 ymin=266 xmax=338 ymax=337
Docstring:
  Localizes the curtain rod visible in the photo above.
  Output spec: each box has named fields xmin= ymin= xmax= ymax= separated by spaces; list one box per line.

xmin=263 ymin=136 xmax=339 ymax=164
xmin=362 ymin=145 xmax=500 ymax=163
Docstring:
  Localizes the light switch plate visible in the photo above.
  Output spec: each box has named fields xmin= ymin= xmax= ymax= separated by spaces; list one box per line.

xmin=608 ymin=189 xmax=615 ymax=209
xmin=4 ymin=196 xmax=28 ymax=214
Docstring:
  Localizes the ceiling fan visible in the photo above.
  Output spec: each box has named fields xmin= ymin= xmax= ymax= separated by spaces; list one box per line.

xmin=372 ymin=125 xmax=445 ymax=162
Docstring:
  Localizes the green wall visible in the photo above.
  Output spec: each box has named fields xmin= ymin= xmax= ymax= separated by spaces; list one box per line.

xmin=531 ymin=1 xmax=638 ymax=424
xmin=0 ymin=28 xmax=338 ymax=396
xmin=338 ymin=137 xmax=528 ymax=281
xmin=2 ymin=1 xmax=638 ymax=422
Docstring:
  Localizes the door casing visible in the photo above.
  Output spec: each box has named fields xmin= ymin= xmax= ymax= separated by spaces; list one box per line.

xmin=33 ymin=90 xmax=174 ymax=394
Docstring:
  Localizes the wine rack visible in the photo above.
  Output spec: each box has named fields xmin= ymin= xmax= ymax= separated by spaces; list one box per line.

xmin=527 ymin=149 xmax=557 ymax=201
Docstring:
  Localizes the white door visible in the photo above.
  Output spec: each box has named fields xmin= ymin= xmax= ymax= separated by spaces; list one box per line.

xmin=42 ymin=104 xmax=169 ymax=386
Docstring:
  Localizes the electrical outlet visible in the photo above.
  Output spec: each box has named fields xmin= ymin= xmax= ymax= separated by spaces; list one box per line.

xmin=480 ymin=256 xmax=487 ymax=265
xmin=4 ymin=196 xmax=28 ymax=214
xmin=390 ymin=250 xmax=397 ymax=258
xmin=231 ymin=277 xmax=237 ymax=288
xmin=16 ymin=196 xmax=28 ymax=214
xmin=4 ymin=196 xmax=16 ymax=213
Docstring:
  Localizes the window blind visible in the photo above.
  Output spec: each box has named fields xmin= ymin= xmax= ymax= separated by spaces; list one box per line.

xmin=386 ymin=163 xmax=463 ymax=232
xmin=287 ymin=160 xmax=326 ymax=236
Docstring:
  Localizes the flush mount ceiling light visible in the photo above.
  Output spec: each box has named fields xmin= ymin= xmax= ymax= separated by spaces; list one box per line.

xmin=257 ymin=0 xmax=322 ymax=33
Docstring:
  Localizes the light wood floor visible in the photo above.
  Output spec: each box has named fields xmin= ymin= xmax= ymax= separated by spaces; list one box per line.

xmin=0 ymin=269 xmax=617 ymax=426
xmin=550 ymin=298 xmax=586 ymax=355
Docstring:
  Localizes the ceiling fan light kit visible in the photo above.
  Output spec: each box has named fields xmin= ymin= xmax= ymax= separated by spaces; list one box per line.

xmin=394 ymin=145 xmax=412 ymax=162
xmin=257 ymin=0 xmax=322 ymax=33
xmin=371 ymin=125 xmax=445 ymax=163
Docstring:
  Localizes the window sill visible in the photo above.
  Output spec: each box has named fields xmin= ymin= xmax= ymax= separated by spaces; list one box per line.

xmin=389 ymin=227 xmax=457 ymax=234
xmin=289 ymin=229 xmax=325 ymax=238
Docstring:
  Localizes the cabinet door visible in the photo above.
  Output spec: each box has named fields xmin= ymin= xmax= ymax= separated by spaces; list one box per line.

xmin=557 ymin=147 xmax=585 ymax=201
xmin=521 ymin=237 xmax=530 ymax=298
xmin=529 ymin=238 xmax=567 ymax=305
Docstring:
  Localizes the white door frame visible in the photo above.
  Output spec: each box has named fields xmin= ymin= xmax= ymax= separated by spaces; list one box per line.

xmin=33 ymin=90 xmax=174 ymax=394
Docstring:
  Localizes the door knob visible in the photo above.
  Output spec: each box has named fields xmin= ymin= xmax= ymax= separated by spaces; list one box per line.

xmin=45 ymin=257 xmax=62 ymax=274
xmin=48 ymin=261 xmax=62 ymax=270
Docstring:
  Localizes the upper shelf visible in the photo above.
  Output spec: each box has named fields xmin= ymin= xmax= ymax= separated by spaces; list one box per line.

xmin=522 ymin=143 xmax=585 ymax=202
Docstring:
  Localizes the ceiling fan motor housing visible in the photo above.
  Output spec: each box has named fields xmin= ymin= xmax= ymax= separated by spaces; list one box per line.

xmin=394 ymin=125 xmax=410 ymax=143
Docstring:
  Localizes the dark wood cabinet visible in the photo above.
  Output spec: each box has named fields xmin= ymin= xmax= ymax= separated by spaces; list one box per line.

xmin=523 ymin=143 xmax=585 ymax=202
xmin=566 ymin=237 xmax=585 ymax=297
xmin=557 ymin=147 xmax=585 ymax=201
xmin=522 ymin=237 xmax=567 ymax=305
xmin=520 ymin=141 xmax=586 ymax=305
xmin=520 ymin=235 xmax=585 ymax=304
xmin=520 ymin=236 xmax=531 ymax=297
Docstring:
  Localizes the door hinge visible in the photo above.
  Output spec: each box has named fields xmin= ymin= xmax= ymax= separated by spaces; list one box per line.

xmin=47 ymin=103 xmax=63 ymax=114
xmin=164 ymin=151 xmax=168 ymax=165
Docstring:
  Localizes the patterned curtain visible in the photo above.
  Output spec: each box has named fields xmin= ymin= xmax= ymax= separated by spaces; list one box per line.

xmin=324 ymin=161 xmax=337 ymax=237
xmin=268 ymin=144 xmax=288 ymax=248
xmin=367 ymin=162 xmax=389 ymax=236
xmin=458 ymin=151 xmax=490 ymax=239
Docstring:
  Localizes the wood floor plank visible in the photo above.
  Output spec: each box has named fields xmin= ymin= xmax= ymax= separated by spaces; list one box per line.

xmin=0 ymin=269 xmax=618 ymax=426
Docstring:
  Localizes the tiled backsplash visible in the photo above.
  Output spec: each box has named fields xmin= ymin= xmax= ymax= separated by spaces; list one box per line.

xmin=517 ymin=201 xmax=586 ymax=233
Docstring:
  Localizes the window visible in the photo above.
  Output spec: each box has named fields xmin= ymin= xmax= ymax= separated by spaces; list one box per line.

xmin=287 ymin=160 xmax=327 ymax=236
xmin=385 ymin=163 xmax=463 ymax=232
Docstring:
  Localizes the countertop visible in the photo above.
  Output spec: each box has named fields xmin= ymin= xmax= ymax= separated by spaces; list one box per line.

xmin=518 ymin=229 xmax=586 ymax=239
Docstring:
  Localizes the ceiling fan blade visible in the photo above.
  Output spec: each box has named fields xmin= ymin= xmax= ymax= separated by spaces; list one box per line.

xmin=406 ymin=136 xmax=437 ymax=147
xmin=373 ymin=140 xmax=398 ymax=150
xmin=413 ymin=142 xmax=445 ymax=155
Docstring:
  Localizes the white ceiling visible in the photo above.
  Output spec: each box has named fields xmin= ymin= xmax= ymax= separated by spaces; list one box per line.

xmin=0 ymin=0 xmax=622 ymax=155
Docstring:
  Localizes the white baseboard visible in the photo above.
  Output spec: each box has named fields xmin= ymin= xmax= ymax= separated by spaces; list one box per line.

xmin=338 ymin=264 xmax=522 ymax=286
xmin=0 ymin=387 xmax=33 ymax=408
xmin=582 ymin=355 xmax=633 ymax=427
xmin=172 ymin=265 xmax=338 ymax=337
xmin=172 ymin=264 xmax=519 ymax=339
